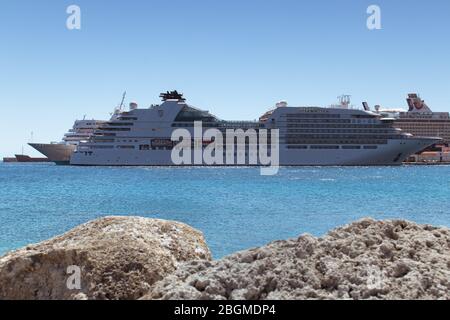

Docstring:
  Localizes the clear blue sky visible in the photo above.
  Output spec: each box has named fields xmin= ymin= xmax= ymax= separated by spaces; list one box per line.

xmin=1 ymin=0 xmax=449 ymax=156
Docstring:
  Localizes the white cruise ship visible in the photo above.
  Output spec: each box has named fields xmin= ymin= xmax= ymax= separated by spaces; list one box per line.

xmin=29 ymin=119 xmax=106 ymax=165
xmin=70 ymin=91 xmax=441 ymax=167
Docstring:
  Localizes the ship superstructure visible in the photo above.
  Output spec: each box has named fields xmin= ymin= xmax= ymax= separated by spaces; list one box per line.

xmin=374 ymin=94 xmax=450 ymax=145
xmin=396 ymin=94 xmax=450 ymax=145
xmin=70 ymin=91 xmax=440 ymax=166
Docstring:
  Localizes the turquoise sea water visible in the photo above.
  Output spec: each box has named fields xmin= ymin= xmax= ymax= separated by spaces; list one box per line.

xmin=0 ymin=163 xmax=449 ymax=258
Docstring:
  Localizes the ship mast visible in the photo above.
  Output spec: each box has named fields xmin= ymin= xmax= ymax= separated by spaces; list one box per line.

xmin=112 ymin=91 xmax=127 ymax=116
xmin=119 ymin=91 xmax=127 ymax=111
xmin=338 ymin=95 xmax=351 ymax=109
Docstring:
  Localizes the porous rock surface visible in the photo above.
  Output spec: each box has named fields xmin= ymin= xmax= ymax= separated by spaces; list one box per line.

xmin=145 ymin=219 xmax=450 ymax=300
xmin=0 ymin=216 xmax=211 ymax=300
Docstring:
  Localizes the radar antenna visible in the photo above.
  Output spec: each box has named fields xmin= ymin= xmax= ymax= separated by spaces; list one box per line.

xmin=338 ymin=95 xmax=351 ymax=108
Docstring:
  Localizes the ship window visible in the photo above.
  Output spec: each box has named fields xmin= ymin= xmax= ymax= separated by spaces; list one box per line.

xmin=106 ymin=122 xmax=134 ymax=126
xmin=342 ymin=146 xmax=361 ymax=149
xmin=310 ymin=145 xmax=339 ymax=149
xmin=363 ymin=146 xmax=378 ymax=149
xmin=99 ymin=127 xmax=131 ymax=131
xmin=174 ymin=106 xmax=219 ymax=123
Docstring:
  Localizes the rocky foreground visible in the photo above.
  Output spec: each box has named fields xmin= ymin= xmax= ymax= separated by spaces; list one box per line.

xmin=145 ymin=219 xmax=450 ymax=300
xmin=1 ymin=217 xmax=450 ymax=300
xmin=0 ymin=217 xmax=211 ymax=299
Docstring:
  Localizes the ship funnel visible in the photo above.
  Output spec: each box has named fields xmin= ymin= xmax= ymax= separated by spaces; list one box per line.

xmin=407 ymin=93 xmax=432 ymax=113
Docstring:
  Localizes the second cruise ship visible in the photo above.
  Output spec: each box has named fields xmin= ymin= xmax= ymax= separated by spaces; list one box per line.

xmin=29 ymin=119 xmax=106 ymax=165
xmin=70 ymin=91 xmax=440 ymax=166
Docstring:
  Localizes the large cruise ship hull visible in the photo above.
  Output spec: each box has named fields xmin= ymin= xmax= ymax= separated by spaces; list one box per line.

xmin=70 ymin=138 xmax=437 ymax=167
xmin=29 ymin=143 xmax=76 ymax=165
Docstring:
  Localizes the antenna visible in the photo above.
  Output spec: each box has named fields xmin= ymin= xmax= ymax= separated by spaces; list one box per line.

xmin=338 ymin=95 xmax=351 ymax=108
xmin=119 ymin=91 xmax=127 ymax=111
